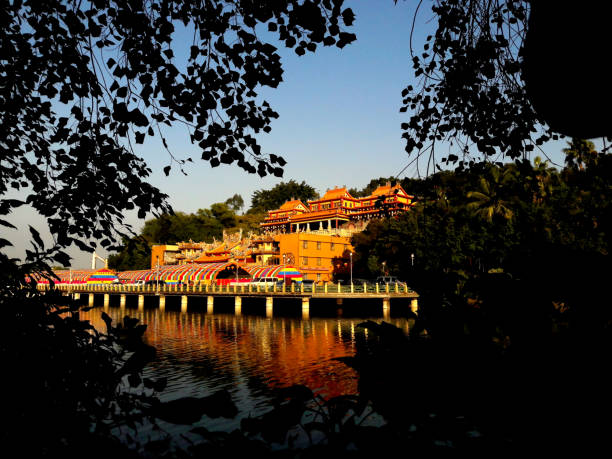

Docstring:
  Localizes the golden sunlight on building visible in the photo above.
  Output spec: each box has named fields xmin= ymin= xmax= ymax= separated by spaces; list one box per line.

xmin=150 ymin=183 xmax=414 ymax=282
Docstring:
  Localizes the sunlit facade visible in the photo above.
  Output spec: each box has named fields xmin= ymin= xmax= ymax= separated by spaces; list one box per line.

xmin=258 ymin=183 xmax=414 ymax=281
xmin=148 ymin=183 xmax=414 ymax=282
xmin=260 ymin=183 xmax=414 ymax=234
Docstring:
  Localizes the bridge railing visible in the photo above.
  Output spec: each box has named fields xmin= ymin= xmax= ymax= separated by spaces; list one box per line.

xmin=36 ymin=281 xmax=415 ymax=295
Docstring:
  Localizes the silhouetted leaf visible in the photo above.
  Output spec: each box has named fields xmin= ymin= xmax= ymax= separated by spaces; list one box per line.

xmin=0 ymin=219 xmax=16 ymax=229
xmin=29 ymin=226 xmax=43 ymax=248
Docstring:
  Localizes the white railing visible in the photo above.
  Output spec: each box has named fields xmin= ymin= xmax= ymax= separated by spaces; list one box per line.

xmin=37 ymin=282 xmax=415 ymax=295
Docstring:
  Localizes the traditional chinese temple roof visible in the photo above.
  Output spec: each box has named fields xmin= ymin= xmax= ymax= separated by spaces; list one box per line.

xmin=314 ymin=187 xmax=353 ymax=202
xmin=278 ymin=199 xmax=309 ymax=211
xmin=370 ymin=183 xmax=408 ymax=197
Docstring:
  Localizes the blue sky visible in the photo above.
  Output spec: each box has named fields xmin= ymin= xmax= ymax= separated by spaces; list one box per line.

xmin=2 ymin=1 xmax=573 ymax=268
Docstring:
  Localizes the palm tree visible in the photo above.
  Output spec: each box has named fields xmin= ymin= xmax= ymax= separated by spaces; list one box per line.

xmin=563 ymin=138 xmax=598 ymax=171
xmin=466 ymin=167 xmax=514 ymax=222
xmin=531 ymin=156 xmax=555 ymax=205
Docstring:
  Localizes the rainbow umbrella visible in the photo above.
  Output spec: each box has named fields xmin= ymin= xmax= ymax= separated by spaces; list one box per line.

xmin=246 ymin=265 xmax=303 ymax=282
xmin=86 ymin=268 xmax=118 ymax=284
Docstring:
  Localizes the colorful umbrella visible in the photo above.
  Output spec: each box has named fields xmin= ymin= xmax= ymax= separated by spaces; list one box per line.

xmin=86 ymin=268 xmax=118 ymax=284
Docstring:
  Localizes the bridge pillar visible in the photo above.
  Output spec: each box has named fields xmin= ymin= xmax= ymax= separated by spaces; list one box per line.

xmin=138 ymin=295 xmax=144 ymax=311
xmin=234 ymin=296 xmax=242 ymax=316
xmin=120 ymin=294 xmax=126 ymax=308
xmin=88 ymin=293 xmax=94 ymax=307
xmin=302 ymin=297 xmax=310 ymax=320
xmin=410 ymin=298 xmax=419 ymax=314
xmin=103 ymin=294 xmax=110 ymax=309
xmin=383 ymin=297 xmax=391 ymax=320
xmin=266 ymin=297 xmax=273 ymax=317
xmin=207 ymin=296 xmax=214 ymax=314
xmin=181 ymin=295 xmax=188 ymax=313
xmin=159 ymin=295 xmax=165 ymax=311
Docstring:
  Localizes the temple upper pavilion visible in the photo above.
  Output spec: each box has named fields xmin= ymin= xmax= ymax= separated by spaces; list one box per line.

xmin=150 ymin=183 xmax=414 ymax=282
xmin=261 ymin=183 xmax=414 ymax=234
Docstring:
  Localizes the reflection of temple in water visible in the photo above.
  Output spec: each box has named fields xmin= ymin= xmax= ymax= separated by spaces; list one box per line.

xmin=80 ymin=307 xmax=412 ymax=403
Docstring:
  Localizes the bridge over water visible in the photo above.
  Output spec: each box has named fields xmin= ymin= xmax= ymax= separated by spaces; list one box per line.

xmin=40 ymin=282 xmax=419 ymax=319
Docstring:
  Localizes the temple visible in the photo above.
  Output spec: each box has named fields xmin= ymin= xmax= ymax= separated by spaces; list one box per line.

xmin=150 ymin=183 xmax=414 ymax=282
xmin=261 ymin=183 xmax=413 ymax=234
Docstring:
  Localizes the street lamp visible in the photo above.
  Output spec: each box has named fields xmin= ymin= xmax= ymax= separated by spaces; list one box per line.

xmin=411 ymin=253 xmax=414 ymax=267
xmin=349 ymin=252 xmax=353 ymax=285
xmin=282 ymin=254 xmax=286 ymax=285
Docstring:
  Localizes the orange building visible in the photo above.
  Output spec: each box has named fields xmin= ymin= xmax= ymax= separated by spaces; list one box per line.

xmin=275 ymin=232 xmax=352 ymax=282
xmin=150 ymin=183 xmax=413 ymax=282
xmin=257 ymin=183 xmax=414 ymax=281
xmin=150 ymin=244 xmax=179 ymax=268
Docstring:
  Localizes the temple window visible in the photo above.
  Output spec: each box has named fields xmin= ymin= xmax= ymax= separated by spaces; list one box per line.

xmin=303 ymin=257 xmax=308 ymax=265
xmin=316 ymin=241 xmax=321 ymax=250
xmin=317 ymin=257 xmax=322 ymax=266
xmin=303 ymin=240 xmax=308 ymax=249
xmin=331 ymin=243 xmax=335 ymax=251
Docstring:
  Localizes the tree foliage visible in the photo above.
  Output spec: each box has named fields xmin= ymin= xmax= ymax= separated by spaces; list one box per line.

xmin=108 ymin=199 xmax=265 ymax=270
xmin=347 ymin=144 xmax=612 ymax=453
xmin=1 ymin=0 xmax=355 ymax=260
xmin=401 ymin=1 xmax=558 ymax=168
xmin=562 ymin=138 xmax=599 ymax=171
xmin=1 ymin=254 xmax=163 ymax=456
xmin=248 ymin=179 xmax=318 ymax=213
xmin=353 ymin=144 xmax=611 ymax=312
xmin=225 ymin=193 xmax=245 ymax=213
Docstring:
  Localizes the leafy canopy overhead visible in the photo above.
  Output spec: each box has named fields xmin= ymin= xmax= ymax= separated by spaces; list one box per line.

xmin=401 ymin=1 xmax=541 ymax=168
xmin=0 ymin=0 xmax=355 ymax=264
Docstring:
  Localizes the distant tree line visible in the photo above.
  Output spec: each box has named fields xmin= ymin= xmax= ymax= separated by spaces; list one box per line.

xmin=108 ymin=180 xmax=318 ymax=270
xmin=349 ymin=140 xmax=610 ymax=315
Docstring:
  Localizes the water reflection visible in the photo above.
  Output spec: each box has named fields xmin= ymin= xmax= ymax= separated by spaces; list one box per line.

xmin=80 ymin=305 xmax=412 ymax=433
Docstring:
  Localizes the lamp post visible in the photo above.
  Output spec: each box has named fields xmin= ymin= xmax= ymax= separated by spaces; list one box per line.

xmin=282 ymin=254 xmax=286 ymax=285
xmin=349 ymin=252 xmax=353 ymax=285
xmin=411 ymin=253 xmax=414 ymax=267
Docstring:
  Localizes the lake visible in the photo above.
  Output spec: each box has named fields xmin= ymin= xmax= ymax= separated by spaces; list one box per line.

xmin=79 ymin=299 xmax=414 ymax=445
